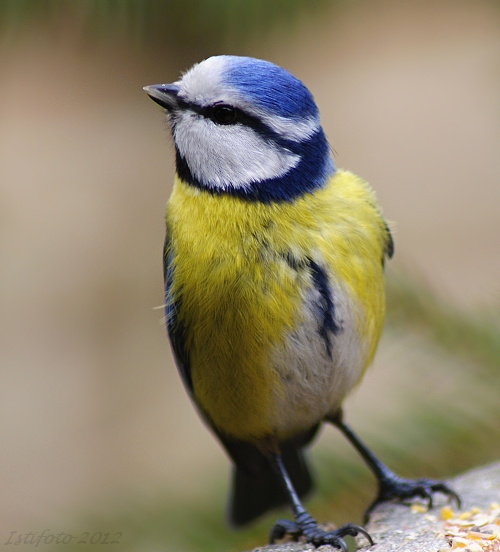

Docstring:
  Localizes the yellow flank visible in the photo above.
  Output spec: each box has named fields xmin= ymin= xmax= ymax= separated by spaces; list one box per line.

xmin=165 ymin=169 xmax=388 ymax=442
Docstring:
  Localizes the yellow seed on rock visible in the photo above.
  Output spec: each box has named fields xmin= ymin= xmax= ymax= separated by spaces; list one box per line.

xmin=441 ymin=505 xmax=455 ymax=520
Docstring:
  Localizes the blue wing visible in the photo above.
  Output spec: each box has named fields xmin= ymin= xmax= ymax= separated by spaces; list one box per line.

xmin=384 ymin=222 xmax=394 ymax=260
xmin=163 ymin=232 xmax=192 ymax=393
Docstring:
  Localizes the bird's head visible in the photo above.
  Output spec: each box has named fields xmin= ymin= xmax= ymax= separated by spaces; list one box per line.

xmin=144 ymin=56 xmax=334 ymax=202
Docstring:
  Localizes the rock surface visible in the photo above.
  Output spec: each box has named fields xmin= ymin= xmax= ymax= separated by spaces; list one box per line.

xmin=247 ymin=462 xmax=500 ymax=552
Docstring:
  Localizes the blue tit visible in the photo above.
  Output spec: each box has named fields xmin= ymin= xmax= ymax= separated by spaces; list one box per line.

xmin=144 ymin=55 xmax=459 ymax=549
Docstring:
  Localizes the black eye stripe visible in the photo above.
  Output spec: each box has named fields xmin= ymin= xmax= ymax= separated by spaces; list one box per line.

xmin=210 ymin=104 xmax=237 ymax=125
xmin=204 ymin=104 xmax=247 ymax=125
xmin=174 ymin=97 xmax=298 ymax=150
xmin=176 ymin=97 xmax=259 ymax=127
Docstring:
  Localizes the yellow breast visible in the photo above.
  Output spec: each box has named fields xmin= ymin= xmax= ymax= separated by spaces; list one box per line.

xmin=165 ymin=170 xmax=388 ymax=442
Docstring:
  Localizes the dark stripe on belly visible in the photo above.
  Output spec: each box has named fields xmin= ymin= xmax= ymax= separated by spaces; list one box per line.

xmin=306 ymin=258 xmax=342 ymax=358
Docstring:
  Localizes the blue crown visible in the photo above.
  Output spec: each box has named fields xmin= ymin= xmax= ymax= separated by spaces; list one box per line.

xmin=224 ymin=56 xmax=319 ymax=120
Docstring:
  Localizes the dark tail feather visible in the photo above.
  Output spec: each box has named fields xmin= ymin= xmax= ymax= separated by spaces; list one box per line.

xmin=227 ymin=444 xmax=313 ymax=527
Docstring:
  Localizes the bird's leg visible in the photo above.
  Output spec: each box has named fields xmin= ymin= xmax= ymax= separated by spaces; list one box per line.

xmin=267 ymin=450 xmax=373 ymax=550
xmin=328 ymin=412 xmax=461 ymax=522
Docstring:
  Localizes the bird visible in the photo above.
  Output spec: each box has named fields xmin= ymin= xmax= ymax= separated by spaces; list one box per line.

xmin=144 ymin=55 xmax=459 ymax=550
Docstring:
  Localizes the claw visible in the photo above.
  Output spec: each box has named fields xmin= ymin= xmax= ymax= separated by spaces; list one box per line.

xmin=270 ymin=517 xmax=373 ymax=550
xmin=431 ymin=482 xmax=461 ymax=509
xmin=336 ymin=523 xmax=374 ymax=546
xmin=269 ymin=518 xmax=301 ymax=543
xmin=365 ymin=474 xmax=461 ymax=522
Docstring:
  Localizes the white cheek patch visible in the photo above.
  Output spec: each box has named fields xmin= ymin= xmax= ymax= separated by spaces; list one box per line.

xmin=173 ymin=111 xmax=300 ymax=190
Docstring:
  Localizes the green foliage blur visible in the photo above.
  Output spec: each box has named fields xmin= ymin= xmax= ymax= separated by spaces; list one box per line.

xmin=0 ymin=0 xmax=332 ymax=55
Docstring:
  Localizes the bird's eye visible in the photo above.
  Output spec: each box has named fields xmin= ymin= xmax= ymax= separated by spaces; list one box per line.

xmin=212 ymin=104 xmax=237 ymax=125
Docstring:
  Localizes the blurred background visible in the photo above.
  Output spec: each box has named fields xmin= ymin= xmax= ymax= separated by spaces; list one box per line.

xmin=1 ymin=1 xmax=499 ymax=551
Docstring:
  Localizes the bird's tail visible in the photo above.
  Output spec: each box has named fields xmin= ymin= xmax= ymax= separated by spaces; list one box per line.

xmin=227 ymin=443 xmax=313 ymax=527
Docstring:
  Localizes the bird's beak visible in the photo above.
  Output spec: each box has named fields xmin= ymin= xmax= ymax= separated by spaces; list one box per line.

xmin=143 ymin=83 xmax=181 ymax=110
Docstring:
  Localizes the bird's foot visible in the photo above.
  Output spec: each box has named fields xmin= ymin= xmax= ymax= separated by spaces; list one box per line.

xmin=366 ymin=472 xmax=461 ymax=521
xmin=270 ymin=512 xmax=373 ymax=551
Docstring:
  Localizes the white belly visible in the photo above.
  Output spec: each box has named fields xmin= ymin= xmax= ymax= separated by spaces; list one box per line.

xmin=268 ymin=282 xmax=366 ymax=439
